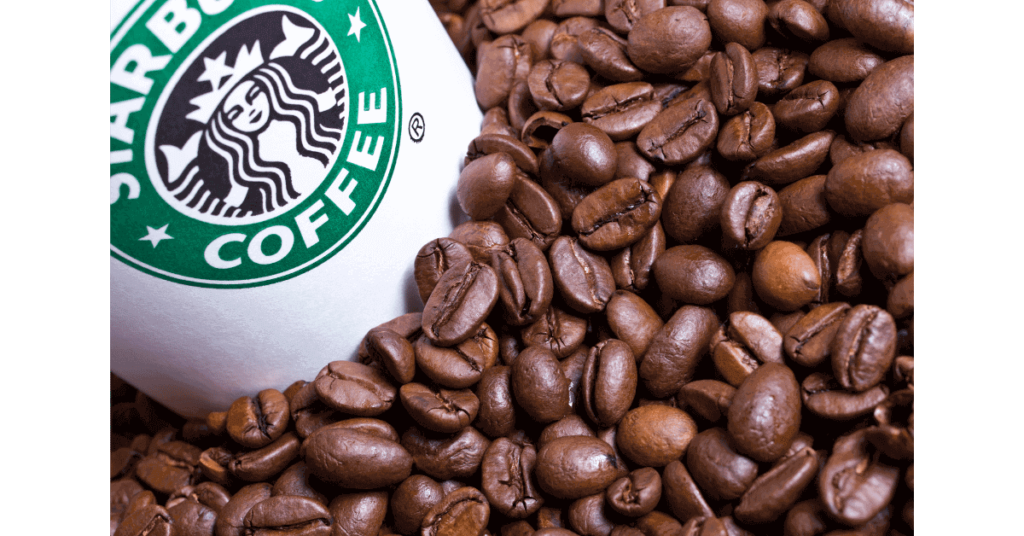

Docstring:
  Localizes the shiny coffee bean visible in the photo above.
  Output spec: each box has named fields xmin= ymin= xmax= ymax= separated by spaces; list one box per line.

xmin=734 ymin=447 xmax=819 ymax=524
xmin=535 ymin=436 xmax=621 ymax=499
xmin=492 ymin=237 xmax=555 ymax=326
xmin=653 ymin=245 xmax=735 ymax=305
xmin=135 ymin=441 xmax=202 ymax=496
xmin=784 ymin=302 xmax=850 ymax=367
xmin=243 ymin=495 xmax=332 ymax=536
xmin=818 ymin=429 xmax=900 ymax=527
xmin=549 ymin=122 xmax=619 ymax=187
xmin=617 ymin=405 xmax=698 ymax=467
xmin=662 ymin=165 xmax=730 ymax=243
xmin=742 ymin=130 xmax=835 ymax=187
xmin=392 ymin=475 xmax=444 ymax=535
xmin=720 ymin=181 xmax=782 ymax=250
xmin=521 ymin=304 xmax=589 ymax=358
xmin=627 ymin=7 xmax=712 ymax=74
xmin=826 ymin=0 xmax=914 ymax=54
xmin=687 ymin=427 xmax=759 ymax=501
xmin=637 ymin=96 xmax=719 ymax=166
xmin=479 ymin=0 xmax=548 ymax=35
xmin=401 ymin=426 xmax=490 ymax=481
xmin=458 ymin=152 xmax=518 ymax=220
xmin=328 ymin=492 xmax=387 ymax=536
xmin=605 ymin=290 xmax=663 ymax=358
xmin=716 ymin=102 xmax=775 ymax=162
xmin=768 ymin=0 xmax=830 ymax=44
xmin=710 ymin=311 xmax=785 ymax=387
xmin=363 ymin=328 xmax=417 ymax=385
xmin=751 ymin=47 xmax=808 ymax=98
xmin=777 ymin=175 xmax=831 ymax=237
xmin=494 ymin=172 xmax=563 ymax=251
xmin=582 ymin=82 xmax=662 ymax=141
xmin=640 ymin=305 xmax=720 ymax=398
xmin=606 ymin=467 xmax=662 ymax=517
xmin=229 ymin=432 xmax=300 ymax=482
xmin=773 ymin=80 xmax=839 ymax=134
xmin=808 ymin=38 xmax=885 ymax=83
xmin=313 ymin=361 xmax=397 ymax=417
xmin=476 ymin=35 xmax=533 ymax=110
xmin=400 ymin=383 xmax=479 ymax=434
xmin=752 ymin=241 xmax=821 ymax=311
xmin=511 ymin=346 xmax=572 ymax=423
xmin=727 ymin=362 xmax=801 ymax=462
xmin=226 ymin=389 xmax=290 ymax=449
xmin=677 ymin=380 xmax=735 ymax=423
xmin=422 ymin=261 xmax=500 ymax=347
xmin=861 ymin=202 xmax=914 ymax=283
xmin=581 ymin=339 xmax=637 ymax=428
xmin=549 ymin=235 xmax=616 ymax=314
xmin=573 ymin=178 xmax=663 ymax=252
xmin=802 ymin=372 xmax=889 ymax=421
xmin=709 ymin=42 xmax=757 ymax=116
xmin=707 ymin=0 xmax=768 ymax=51
xmin=824 ymin=150 xmax=913 ymax=218
xmin=529 ymin=60 xmax=592 ymax=112
xmin=482 ymin=437 xmax=544 ymax=518
xmin=831 ymin=304 xmax=897 ymax=392
xmin=844 ymin=56 xmax=914 ymax=142
xmin=467 ymin=133 xmax=540 ymax=176
xmin=415 ymin=323 xmax=498 ymax=389
xmin=568 ymin=493 xmax=617 ymax=536
xmin=214 ymin=483 xmax=272 ymax=536
xmin=578 ymin=27 xmax=645 ymax=82
xmin=304 ymin=427 xmax=412 ymax=489
xmin=420 ymin=487 xmax=491 ymax=536
xmin=611 ymin=222 xmax=666 ymax=292
xmin=475 ymin=366 xmax=516 ymax=438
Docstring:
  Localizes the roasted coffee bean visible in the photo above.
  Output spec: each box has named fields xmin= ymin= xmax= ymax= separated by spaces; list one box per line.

xmin=773 ymin=80 xmax=839 ymax=134
xmin=272 ymin=462 xmax=329 ymax=507
xmin=363 ymin=328 xmax=417 ymax=385
xmin=422 ymin=261 xmax=500 ymax=347
xmin=742 ymin=130 xmax=835 ymax=187
xmin=358 ymin=312 xmax=424 ymax=361
xmin=768 ymin=0 xmax=830 ymax=44
xmin=522 ymin=18 xmax=559 ymax=61
xmin=828 ymin=135 xmax=894 ymax=168
xmin=512 ymin=346 xmax=572 ymax=423
xmin=831 ymin=305 xmax=897 ymax=392
xmin=480 ymin=0 xmax=548 ymax=35
xmin=808 ymin=38 xmax=885 ymax=83
xmin=721 ymin=181 xmax=782 ymax=250
xmin=508 ymin=82 xmax=541 ymax=135
xmin=313 ymin=361 xmax=397 ymax=417
xmin=289 ymin=382 xmax=337 ymax=440
xmin=605 ymin=467 xmax=662 ymax=518
xmin=494 ymin=173 xmax=563 ymax=251
xmin=421 ymin=487 xmax=491 ymax=536
xmin=751 ymin=47 xmax=808 ymax=98
xmin=215 ymin=483 xmax=273 ymax=536
xmin=706 ymin=0 xmax=768 ymax=50
xmin=492 ymin=238 xmax=555 ymax=326
xmin=243 ymin=495 xmax=332 ymax=536
xmin=523 ymin=111 xmax=573 ymax=150
xmin=226 ymin=389 xmax=289 ymax=449
xmin=777 ymin=175 xmax=830 ymax=237
xmin=522 ymin=305 xmax=589 ymax=358
xmin=551 ymin=16 xmax=601 ymax=64
xmin=640 ymin=305 xmax=720 ymax=398
xmin=611 ymin=222 xmax=665 ymax=292
xmin=818 ymin=429 xmax=900 ymax=527
xmin=825 ymin=0 xmax=914 ymax=54
xmin=536 ymin=436 xmax=621 ymax=499
xmin=617 ymin=405 xmax=698 ymax=467
xmin=710 ymin=311 xmax=785 ymax=387
xmin=135 ymin=441 xmax=203 ymax=496
xmin=802 ymin=372 xmax=889 ymax=421
xmin=401 ymin=426 xmax=490 ymax=481
xmin=728 ymin=362 xmax=801 ymax=462
xmin=458 ymin=152 xmax=518 ymax=220
xmin=229 ymin=432 xmax=300 ymax=482
xmin=578 ymin=27 xmax=644 ymax=82
xmin=304 ymin=427 xmax=412 ymax=489
xmin=716 ymin=102 xmax=775 ymax=162
xmin=475 ymin=366 xmax=516 ymax=438
xmin=679 ymin=516 xmax=728 ymax=536
xmin=653 ymin=245 xmax=735 ymax=305
xmin=400 ymin=383 xmax=479 ymax=434
xmin=752 ymin=241 xmax=821 ymax=311
xmin=327 ymin=492 xmax=387 ymax=536
xmin=482 ymin=437 xmax=544 ymax=518
xmin=637 ymin=96 xmax=719 ymax=166
xmin=568 ymin=493 xmax=617 ymax=536
xmin=605 ymin=0 xmax=665 ymax=34
xmin=824 ymin=150 xmax=913 ymax=218
xmin=861 ymin=202 xmax=914 ymax=284
xmin=784 ymin=499 xmax=829 ymax=536
xmin=677 ymin=380 xmax=735 ymax=423
xmin=582 ymin=83 xmax=662 ymax=141
xmin=726 ymin=271 xmax=760 ymax=316
xmin=887 ymin=272 xmax=914 ymax=320
xmin=476 ymin=35 xmax=533 ymax=109
xmin=547 ymin=123 xmax=619 ymax=188
xmin=392 ymin=475 xmax=445 ymax=535
xmin=661 ymin=165 xmax=729 ymax=243
xmin=481 ymin=106 xmax=520 ymax=139
xmin=845 ymin=56 xmax=914 ymax=142
xmin=835 ymin=229 xmax=865 ymax=298
xmin=114 ymin=504 xmax=174 ymax=536
xmin=168 ymin=498 xmax=217 ymax=536
xmin=573 ymin=178 xmax=663 ymax=252
xmin=549 ymin=235 xmax=616 ymax=314
xmin=605 ymin=291 xmax=663 ymax=358
xmin=415 ymin=323 xmax=498 ymax=389
xmin=709 ymin=43 xmax=757 ymax=116
xmin=198 ymin=446 xmax=235 ymax=488
xmin=734 ymin=447 xmax=819 ymax=524
xmin=687 ymin=427 xmax=759 ymax=501
xmin=529 ymin=60 xmax=591 ymax=112
xmin=627 ymin=7 xmax=712 ymax=74
xmin=467 ymin=133 xmax=540 ymax=176
xmin=581 ymin=339 xmax=637 ymax=428
xmin=636 ymin=509 xmax=688 ymax=536
xmin=539 ymin=414 xmax=597 ymax=449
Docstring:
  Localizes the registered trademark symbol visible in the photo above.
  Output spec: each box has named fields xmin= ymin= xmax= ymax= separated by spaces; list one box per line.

xmin=409 ymin=112 xmax=425 ymax=143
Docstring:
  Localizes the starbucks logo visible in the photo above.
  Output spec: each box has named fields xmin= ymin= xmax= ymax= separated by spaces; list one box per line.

xmin=111 ymin=1 xmax=401 ymax=287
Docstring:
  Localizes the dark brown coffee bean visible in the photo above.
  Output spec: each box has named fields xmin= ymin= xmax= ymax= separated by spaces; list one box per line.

xmin=581 ymin=339 xmax=637 ymax=428
xmin=720 ymin=181 xmax=782 ymax=250
xmin=187 ymin=482 xmax=231 ymax=513
xmin=784 ymin=302 xmax=849 ymax=367
xmin=640 ymin=305 xmax=720 ymax=398
xmin=752 ymin=241 xmax=820 ymax=311
xmin=777 ymin=175 xmax=830 ymax=237
xmin=548 ymin=236 xmax=616 ymax=314
xmin=400 ymin=383 xmax=479 ymax=434
xmin=522 ymin=305 xmax=589 ymax=358
xmin=313 ymin=361 xmax=397 ymax=417
xmin=801 ymin=372 xmax=889 ymax=421
xmin=539 ymin=414 xmax=597 ymax=450
xmin=825 ymin=0 xmax=914 ymax=54
xmin=831 ymin=305 xmax=896 ymax=392
xmin=808 ymin=38 xmax=885 ymax=83
xmin=568 ymin=494 xmax=617 ymax=536
xmin=679 ymin=516 xmax=728 ymax=536
xmin=709 ymin=43 xmax=757 ymax=116
xmin=734 ymin=447 xmax=819 ymax=524
xmin=476 ymin=35 xmax=533 ymax=110
xmin=327 ymin=492 xmax=387 ymax=536
xmin=835 ymin=229 xmax=864 ymax=298
xmin=309 ymin=418 xmax=400 ymax=444
xmin=481 ymin=107 xmax=520 ymax=139
xmin=706 ymin=0 xmax=768 ymax=50
xmin=475 ymin=366 xmax=516 ymax=438
xmin=611 ymin=222 xmax=665 ymax=292
xmin=551 ymin=16 xmax=601 ymax=64
xmin=751 ymin=48 xmax=808 ymax=98
xmin=617 ymin=405 xmax=698 ymax=467
xmin=422 ymin=261 xmax=500 ymax=347
xmin=357 ymin=312 xmax=424 ymax=361
xmin=548 ymin=123 xmax=618 ymax=188
xmin=512 ymin=346 xmax=572 ymax=423
xmin=818 ymin=429 xmax=900 ymax=526
xmin=243 ymin=495 xmax=332 ymax=536
xmin=783 ymin=499 xmax=828 ymax=536
xmin=198 ymin=446 xmax=235 ymax=488
xmin=686 ymin=427 xmax=759 ymax=501
xmin=627 ymin=7 xmax=712 ymax=74
xmin=480 ymin=0 xmax=548 ymax=34
xmin=529 ymin=60 xmax=592 ymax=112
xmin=862 ymin=202 xmax=914 ymax=283
xmin=494 ymin=173 xmax=563 ymax=251
xmin=506 ymin=82 xmax=540 ymax=136
xmin=414 ymin=323 xmax=498 ymax=389
xmin=401 ymin=426 xmax=490 ymax=481
xmin=421 ymin=487 xmax=491 ymax=536
xmin=111 ymin=447 xmax=142 ymax=480
xmin=215 ymin=483 xmax=272 ymax=536
xmin=229 ymin=432 xmax=300 ymax=482
xmin=579 ymin=27 xmax=645 ymax=82
xmin=636 ymin=509 xmax=688 ymax=536
xmin=167 ymin=498 xmax=217 ymax=536
xmin=492 ymin=238 xmax=555 ymax=326
xmin=887 ymin=272 xmax=913 ymax=320
xmin=768 ymin=0 xmax=830 ymax=43
xmin=271 ymin=462 xmax=329 ymax=507
xmin=727 ymin=362 xmax=801 ymax=462
xmin=364 ymin=328 xmax=417 ymax=385
xmin=135 ymin=441 xmax=203 ymax=495
xmin=573 ymin=178 xmax=663 ymax=252
xmin=226 ymin=389 xmax=289 ymax=449
xmin=824 ymin=150 xmax=913 ymax=218
xmin=582 ymin=83 xmax=662 ymax=141
xmin=677 ymin=380 xmax=735 ymax=423
xmin=606 ymin=291 xmax=663 ymax=358
xmin=467 ymin=133 xmax=541 ymax=177
xmin=660 ymin=165 xmax=729 ymax=243
xmin=458 ymin=152 xmax=518 ymax=220
xmin=773 ymin=80 xmax=839 ymax=134
xmin=845 ymin=56 xmax=914 ymax=142
xmin=742 ymin=130 xmax=835 ymax=187
xmin=710 ymin=311 xmax=785 ymax=387
xmin=288 ymin=382 xmax=337 ymax=440
xmin=604 ymin=467 xmax=662 ymax=518
xmin=716 ymin=102 xmax=775 ymax=162
xmin=392 ymin=475 xmax=444 ymax=535
xmin=605 ymin=0 xmax=666 ymax=34
xmin=114 ymin=504 xmax=174 ymax=536
xmin=637 ymin=97 xmax=719 ymax=166
xmin=523 ymin=111 xmax=573 ymax=150
xmin=304 ymin=427 xmax=412 ymax=489
xmin=482 ymin=437 xmax=544 ymax=519
xmin=614 ymin=142 xmax=656 ymax=182
xmin=828 ymin=135 xmax=895 ymax=168
xmin=652 ymin=245 xmax=735 ymax=305
xmin=536 ymin=436 xmax=621 ymax=499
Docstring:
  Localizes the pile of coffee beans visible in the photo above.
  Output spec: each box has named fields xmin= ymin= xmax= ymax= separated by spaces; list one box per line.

xmin=111 ymin=1 xmax=914 ymax=534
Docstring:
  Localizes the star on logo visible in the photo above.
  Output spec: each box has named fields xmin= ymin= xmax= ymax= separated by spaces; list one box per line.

xmin=140 ymin=224 xmax=173 ymax=248
xmin=348 ymin=7 xmax=367 ymax=42
xmin=196 ymin=51 xmax=233 ymax=91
